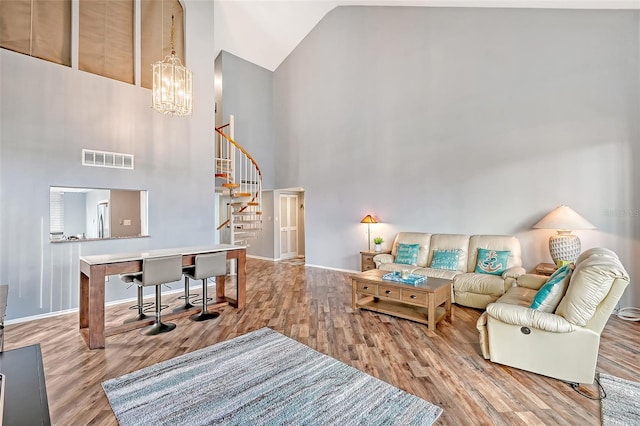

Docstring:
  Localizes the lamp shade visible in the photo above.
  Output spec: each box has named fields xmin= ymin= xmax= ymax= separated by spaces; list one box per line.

xmin=532 ymin=205 xmax=595 ymax=230
xmin=360 ymin=214 xmax=377 ymax=224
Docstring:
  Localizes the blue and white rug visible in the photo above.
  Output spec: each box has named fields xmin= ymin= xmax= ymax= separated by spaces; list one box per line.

xmin=102 ymin=327 xmax=443 ymax=425
xmin=600 ymin=373 xmax=640 ymax=425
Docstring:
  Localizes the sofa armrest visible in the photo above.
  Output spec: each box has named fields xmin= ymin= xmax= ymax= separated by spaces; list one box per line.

xmin=486 ymin=303 xmax=577 ymax=333
xmin=502 ymin=266 xmax=526 ymax=279
xmin=515 ymin=273 xmax=548 ymax=291
xmin=373 ymin=253 xmax=394 ymax=268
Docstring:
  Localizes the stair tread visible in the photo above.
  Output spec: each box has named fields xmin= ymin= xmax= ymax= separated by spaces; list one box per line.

xmin=232 ymin=211 xmax=262 ymax=216
xmin=223 ymin=183 xmax=240 ymax=188
xmin=232 ymin=192 xmax=252 ymax=197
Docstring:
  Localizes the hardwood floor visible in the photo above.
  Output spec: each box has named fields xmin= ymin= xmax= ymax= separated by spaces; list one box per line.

xmin=3 ymin=258 xmax=639 ymax=425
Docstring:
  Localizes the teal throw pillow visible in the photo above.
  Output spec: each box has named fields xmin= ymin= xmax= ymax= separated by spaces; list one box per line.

xmin=530 ymin=264 xmax=573 ymax=313
xmin=430 ymin=249 xmax=461 ymax=271
xmin=394 ymin=243 xmax=420 ymax=265
xmin=475 ymin=248 xmax=510 ymax=276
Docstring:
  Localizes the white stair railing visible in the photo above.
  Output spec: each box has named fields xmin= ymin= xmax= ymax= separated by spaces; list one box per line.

xmin=215 ymin=122 xmax=263 ymax=246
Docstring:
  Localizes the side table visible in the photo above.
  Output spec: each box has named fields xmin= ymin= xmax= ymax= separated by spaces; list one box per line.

xmin=360 ymin=250 xmax=391 ymax=272
xmin=535 ymin=262 xmax=557 ymax=277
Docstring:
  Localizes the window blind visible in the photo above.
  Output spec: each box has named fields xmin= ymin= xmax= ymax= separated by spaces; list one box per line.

xmin=50 ymin=192 xmax=64 ymax=234
xmin=0 ymin=0 xmax=71 ymax=66
xmin=79 ymin=0 xmax=134 ymax=84
xmin=140 ymin=0 xmax=185 ymax=89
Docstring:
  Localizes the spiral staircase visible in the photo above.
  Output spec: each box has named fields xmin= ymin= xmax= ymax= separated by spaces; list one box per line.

xmin=215 ymin=121 xmax=263 ymax=246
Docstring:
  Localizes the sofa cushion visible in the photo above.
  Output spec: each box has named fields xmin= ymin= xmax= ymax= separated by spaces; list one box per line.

xmin=454 ymin=273 xmax=506 ymax=297
xmin=394 ymin=243 xmax=420 ymax=265
xmin=495 ymin=286 xmax=538 ymax=307
xmin=390 ymin=232 xmax=432 ymax=267
xmin=427 ymin=234 xmax=470 ymax=271
xmin=430 ymin=249 xmax=461 ymax=271
xmin=412 ymin=267 xmax=461 ymax=280
xmin=378 ymin=263 xmax=420 ymax=273
xmin=467 ymin=235 xmax=523 ymax=273
xmin=530 ymin=264 xmax=572 ymax=313
xmin=475 ymin=248 xmax=510 ymax=276
xmin=556 ymin=255 xmax=628 ymax=326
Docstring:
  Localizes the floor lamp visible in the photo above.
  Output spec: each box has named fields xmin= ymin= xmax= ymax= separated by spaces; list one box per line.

xmin=360 ymin=214 xmax=377 ymax=251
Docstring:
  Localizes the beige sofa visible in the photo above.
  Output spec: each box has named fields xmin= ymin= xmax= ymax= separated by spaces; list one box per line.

xmin=373 ymin=232 xmax=526 ymax=309
xmin=476 ymin=248 xmax=629 ymax=384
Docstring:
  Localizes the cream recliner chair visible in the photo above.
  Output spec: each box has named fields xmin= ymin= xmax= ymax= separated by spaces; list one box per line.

xmin=477 ymin=248 xmax=629 ymax=384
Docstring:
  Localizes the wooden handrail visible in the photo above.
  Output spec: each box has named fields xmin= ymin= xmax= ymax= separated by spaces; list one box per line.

xmin=215 ymin=128 xmax=263 ymax=182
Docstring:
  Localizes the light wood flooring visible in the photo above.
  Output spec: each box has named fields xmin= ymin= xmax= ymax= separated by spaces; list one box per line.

xmin=3 ymin=258 xmax=640 ymax=425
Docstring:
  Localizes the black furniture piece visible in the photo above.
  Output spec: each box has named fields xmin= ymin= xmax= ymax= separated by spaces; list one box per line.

xmin=0 ymin=344 xmax=51 ymax=425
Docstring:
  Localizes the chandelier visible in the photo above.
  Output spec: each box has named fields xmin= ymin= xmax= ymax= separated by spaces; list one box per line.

xmin=152 ymin=15 xmax=192 ymax=116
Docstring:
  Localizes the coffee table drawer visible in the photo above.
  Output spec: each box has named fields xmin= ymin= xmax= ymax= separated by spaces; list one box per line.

xmin=378 ymin=285 xmax=401 ymax=300
xmin=401 ymin=289 xmax=427 ymax=305
xmin=357 ymin=282 xmax=377 ymax=295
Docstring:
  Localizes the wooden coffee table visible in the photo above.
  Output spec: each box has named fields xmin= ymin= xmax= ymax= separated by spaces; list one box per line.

xmin=350 ymin=269 xmax=452 ymax=331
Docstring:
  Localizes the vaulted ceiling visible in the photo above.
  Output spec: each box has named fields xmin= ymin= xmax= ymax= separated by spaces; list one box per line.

xmin=213 ymin=0 xmax=640 ymax=72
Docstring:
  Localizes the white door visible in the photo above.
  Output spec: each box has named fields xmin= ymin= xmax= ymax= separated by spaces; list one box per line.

xmin=279 ymin=194 xmax=298 ymax=259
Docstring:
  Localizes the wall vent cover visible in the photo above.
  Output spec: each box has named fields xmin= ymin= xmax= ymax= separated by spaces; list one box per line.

xmin=82 ymin=149 xmax=134 ymax=170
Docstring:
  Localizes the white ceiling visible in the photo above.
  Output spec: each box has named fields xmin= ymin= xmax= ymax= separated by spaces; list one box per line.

xmin=213 ymin=0 xmax=640 ymax=72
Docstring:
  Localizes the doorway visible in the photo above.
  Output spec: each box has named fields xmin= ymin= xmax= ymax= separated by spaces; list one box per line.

xmin=279 ymin=193 xmax=299 ymax=260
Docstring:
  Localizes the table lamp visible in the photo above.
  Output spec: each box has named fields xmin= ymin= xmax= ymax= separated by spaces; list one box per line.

xmin=360 ymin=214 xmax=377 ymax=251
xmin=532 ymin=205 xmax=596 ymax=265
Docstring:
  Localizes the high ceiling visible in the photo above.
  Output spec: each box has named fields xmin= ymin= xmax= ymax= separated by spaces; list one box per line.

xmin=213 ymin=0 xmax=640 ymax=72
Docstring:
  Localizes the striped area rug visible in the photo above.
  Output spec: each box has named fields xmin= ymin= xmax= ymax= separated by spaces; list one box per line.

xmin=102 ymin=327 xmax=443 ymax=425
xmin=600 ymin=373 xmax=640 ymax=425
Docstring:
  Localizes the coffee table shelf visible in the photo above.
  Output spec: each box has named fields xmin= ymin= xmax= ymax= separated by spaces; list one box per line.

xmin=350 ymin=269 xmax=452 ymax=331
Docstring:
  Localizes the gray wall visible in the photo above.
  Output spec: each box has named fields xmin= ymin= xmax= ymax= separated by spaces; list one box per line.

xmin=0 ymin=0 xmax=216 ymax=320
xmin=216 ymin=51 xmax=275 ymax=191
xmin=63 ymin=192 xmax=87 ymax=237
xmin=215 ymin=50 xmax=276 ymax=258
xmin=273 ymin=7 xmax=640 ymax=307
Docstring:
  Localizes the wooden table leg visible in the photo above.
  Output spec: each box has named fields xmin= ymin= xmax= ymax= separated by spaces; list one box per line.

xmin=216 ymin=274 xmax=226 ymax=303
xmin=351 ymin=279 xmax=357 ymax=310
xmin=428 ymin=292 xmax=436 ymax=331
xmin=236 ymin=249 xmax=246 ymax=309
xmin=79 ymin=271 xmax=89 ymax=330
xmin=445 ymin=284 xmax=453 ymax=322
xmin=88 ymin=265 xmax=106 ymax=349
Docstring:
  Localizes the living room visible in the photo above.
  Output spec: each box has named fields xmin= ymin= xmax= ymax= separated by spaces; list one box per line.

xmin=1 ymin=0 xmax=639 ymax=424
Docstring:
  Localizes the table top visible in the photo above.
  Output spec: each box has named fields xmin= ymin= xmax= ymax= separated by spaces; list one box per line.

xmin=351 ymin=269 xmax=451 ymax=291
xmin=80 ymin=244 xmax=245 ymax=265
xmin=0 ymin=344 xmax=51 ymax=425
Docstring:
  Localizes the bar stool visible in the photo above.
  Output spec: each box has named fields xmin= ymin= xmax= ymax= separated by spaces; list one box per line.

xmin=135 ymin=254 xmax=183 ymax=335
xmin=172 ymin=271 xmax=198 ymax=313
xmin=184 ymin=252 xmax=227 ymax=322
xmin=119 ymin=272 xmax=153 ymax=323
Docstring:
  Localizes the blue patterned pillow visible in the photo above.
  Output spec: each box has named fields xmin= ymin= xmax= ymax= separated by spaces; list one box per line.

xmin=530 ymin=264 xmax=572 ymax=312
xmin=430 ymin=249 xmax=461 ymax=271
xmin=475 ymin=248 xmax=510 ymax=276
xmin=394 ymin=243 xmax=420 ymax=265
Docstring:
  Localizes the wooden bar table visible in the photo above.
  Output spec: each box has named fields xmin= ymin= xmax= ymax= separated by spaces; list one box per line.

xmin=79 ymin=244 xmax=246 ymax=349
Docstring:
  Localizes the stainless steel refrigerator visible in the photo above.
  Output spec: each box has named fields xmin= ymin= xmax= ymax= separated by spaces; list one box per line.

xmin=97 ymin=201 xmax=110 ymax=238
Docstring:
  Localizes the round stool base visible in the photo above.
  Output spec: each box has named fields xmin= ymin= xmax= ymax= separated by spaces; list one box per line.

xmin=142 ymin=322 xmax=176 ymax=335
xmin=189 ymin=311 xmax=220 ymax=322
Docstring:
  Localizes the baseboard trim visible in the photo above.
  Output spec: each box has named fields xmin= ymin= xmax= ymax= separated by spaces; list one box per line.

xmin=4 ymin=285 xmax=201 ymax=326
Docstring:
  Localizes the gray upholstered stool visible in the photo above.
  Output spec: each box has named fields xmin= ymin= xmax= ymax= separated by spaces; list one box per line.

xmin=135 ymin=255 xmax=183 ymax=335
xmin=119 ymin=272 xmax=153 ymax=323
xmin=184 ymin=252 xmax=227 ymax=322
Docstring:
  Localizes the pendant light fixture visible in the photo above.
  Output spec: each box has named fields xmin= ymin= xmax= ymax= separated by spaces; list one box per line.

xmin=152 ymin=14 xmax=192 ymax=116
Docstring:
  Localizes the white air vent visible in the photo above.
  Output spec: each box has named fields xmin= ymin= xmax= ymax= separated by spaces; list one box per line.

xmin=82 ymin=149 xmax=134 ymax=170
